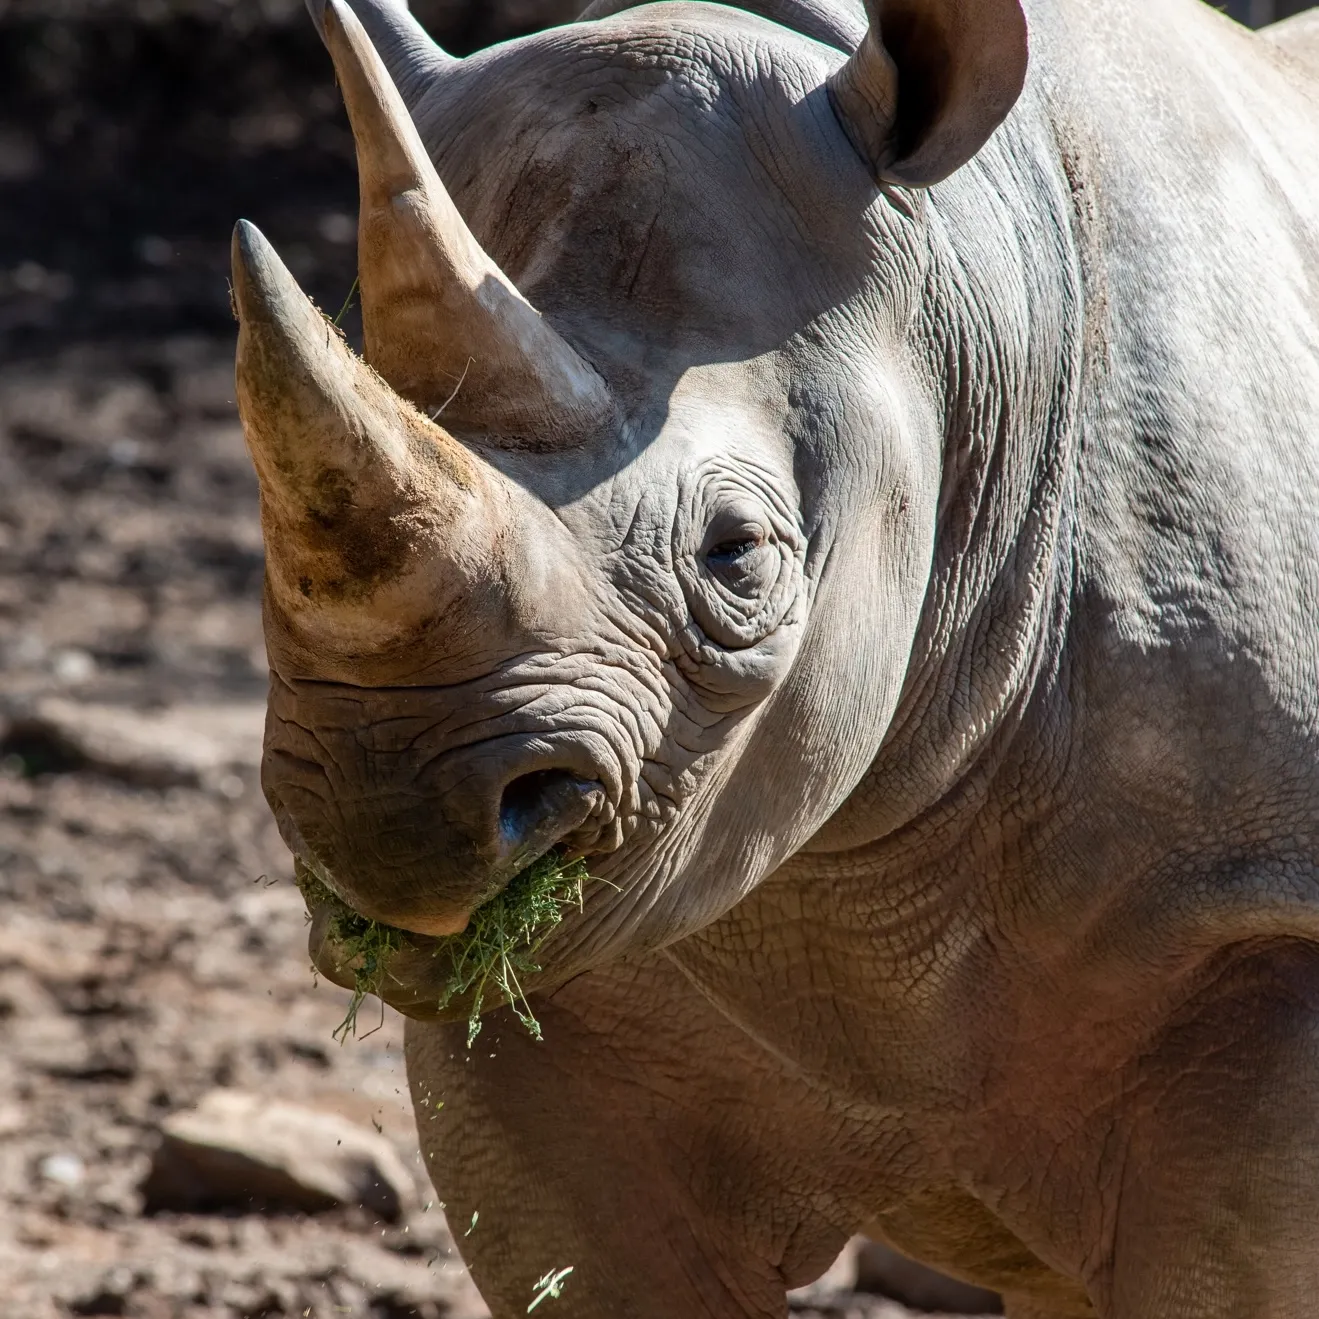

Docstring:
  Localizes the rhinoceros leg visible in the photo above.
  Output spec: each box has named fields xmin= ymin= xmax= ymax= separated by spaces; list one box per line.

xmin=1099 ymin=943 xmax=1319 ymax=1318
xmin=405 ymin=954 xmax=851 ymax=1319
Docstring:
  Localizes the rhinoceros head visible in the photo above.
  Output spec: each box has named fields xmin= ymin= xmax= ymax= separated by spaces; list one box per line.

xmin=234 ymin=0 xmax=1027 ymax=1006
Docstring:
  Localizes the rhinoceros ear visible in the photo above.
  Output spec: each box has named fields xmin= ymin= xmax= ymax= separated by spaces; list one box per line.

xmin=828 ymin=0 xmax=1028 ymax=188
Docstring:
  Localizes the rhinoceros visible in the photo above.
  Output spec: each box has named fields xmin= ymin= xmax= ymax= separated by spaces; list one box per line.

xmin=230 ymin=0 xmax=1319 ymax=1312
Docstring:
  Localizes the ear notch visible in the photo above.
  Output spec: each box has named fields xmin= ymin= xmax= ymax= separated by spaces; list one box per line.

xmin=829 ymin=0 xmax=1028 ymax=188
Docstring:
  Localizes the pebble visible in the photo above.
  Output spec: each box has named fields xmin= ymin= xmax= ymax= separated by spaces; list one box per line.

xmin=39 ymin=1153 xmax=85 ymax=1187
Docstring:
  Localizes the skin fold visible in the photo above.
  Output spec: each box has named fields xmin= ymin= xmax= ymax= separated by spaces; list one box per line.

xmin=234 ymin=0 xmax=1319 ymax=1313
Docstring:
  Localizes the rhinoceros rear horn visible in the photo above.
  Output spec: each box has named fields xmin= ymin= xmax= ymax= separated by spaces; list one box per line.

xmin=232 ymin=219 xmax=478 ymax=616
xmin=320 ymin=0 xmax=614 ymax=443
xmin=303 ymin=0 xmax=454 ymax=100
xmin=829 ymin=0 xmax=1029 ymax=188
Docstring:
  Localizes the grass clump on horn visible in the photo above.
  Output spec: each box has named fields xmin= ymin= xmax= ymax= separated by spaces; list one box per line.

xmin=297 ymin=853 xmax=592 ymax=1047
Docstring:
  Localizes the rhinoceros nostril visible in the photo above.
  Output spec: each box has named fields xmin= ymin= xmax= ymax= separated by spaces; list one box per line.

xmin=497 ymin=770 xmax=602 ymax=864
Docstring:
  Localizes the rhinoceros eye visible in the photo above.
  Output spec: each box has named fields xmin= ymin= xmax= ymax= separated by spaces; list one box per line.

xmin=703 ymin=520 xmax=774 ymax=596
xmin=706 ymin=529 xmax=763 ymax=565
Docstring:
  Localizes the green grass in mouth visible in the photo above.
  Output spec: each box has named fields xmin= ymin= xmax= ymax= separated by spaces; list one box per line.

xmin=296 ymin=851 xmax=592 ymax=1047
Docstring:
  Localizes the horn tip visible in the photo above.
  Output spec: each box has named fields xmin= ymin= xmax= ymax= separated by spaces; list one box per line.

xmin=308 ymin=0 xmax=357 ymax=44
xmin=320 ymin=0 xmax=354 ymax=47
xmin=231 ymin=218 xmax=268 ymax=263
xmin=230 ymin=220 xmax=300 ymax=331
xmin=230 ymin=220 xmax=267 ymax=311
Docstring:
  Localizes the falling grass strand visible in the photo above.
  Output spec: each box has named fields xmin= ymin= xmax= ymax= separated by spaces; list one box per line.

xmin=528 ymin=1266 xmax=574 ymax=1312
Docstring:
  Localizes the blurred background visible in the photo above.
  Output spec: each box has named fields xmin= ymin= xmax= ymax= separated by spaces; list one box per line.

xmin=1230 ymin=0 xmax=1314 ymax=20
xmin=0 ymin=1 xmax=1312 ymax=1317
xmin=0 ymin=0 xmax=580 ymax=359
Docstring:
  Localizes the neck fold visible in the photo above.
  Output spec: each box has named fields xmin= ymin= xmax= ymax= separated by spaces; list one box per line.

xmin=809 ymin=101 xmax=1089 ymax=857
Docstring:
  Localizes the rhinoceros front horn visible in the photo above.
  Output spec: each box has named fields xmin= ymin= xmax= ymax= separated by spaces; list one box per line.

xmin=232 ymin=218 xmax=481 ymax=635
xmin=320 ymin=0 xmax=613 ymax=442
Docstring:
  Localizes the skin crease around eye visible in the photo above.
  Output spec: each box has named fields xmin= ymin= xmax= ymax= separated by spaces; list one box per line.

xmin=674 ymin=469 xmax=806 ymax=654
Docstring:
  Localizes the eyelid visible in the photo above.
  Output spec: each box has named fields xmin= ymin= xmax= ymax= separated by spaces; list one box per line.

xmin=703 ymin=520 xmax=767 ymax=555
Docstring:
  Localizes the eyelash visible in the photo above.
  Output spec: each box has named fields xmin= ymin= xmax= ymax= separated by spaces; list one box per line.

xmin=707 ymin=538 xmax=759 ymax=563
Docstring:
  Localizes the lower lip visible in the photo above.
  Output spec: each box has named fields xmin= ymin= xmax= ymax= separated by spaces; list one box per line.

xmin=393 ymin=910 xmax=471 ymax=937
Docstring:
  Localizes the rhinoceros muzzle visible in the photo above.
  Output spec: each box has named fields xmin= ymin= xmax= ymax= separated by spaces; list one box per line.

xmin=263 ymin=709 xmax=608 ymax=936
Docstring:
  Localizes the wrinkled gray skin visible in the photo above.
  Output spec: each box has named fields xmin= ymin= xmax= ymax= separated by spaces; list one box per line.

xmin=251 ymin=0 xmax=1319 ymax=1313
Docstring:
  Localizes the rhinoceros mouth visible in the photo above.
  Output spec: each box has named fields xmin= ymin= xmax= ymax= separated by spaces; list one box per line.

xmin=297 ymin=847 xmax=604 ymax=1043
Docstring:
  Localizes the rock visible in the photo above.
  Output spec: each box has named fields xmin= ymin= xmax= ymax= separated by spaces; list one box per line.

xmin=854 ymin=1240 xmax=1003 ymax=1315
xmin=38 ymin=1152 xmax=86 ymax=1188
xmin=141 ymin=1090 xmax=417 ymax=1221
xmin=0 ymin=699 xmax=264 ymax=788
